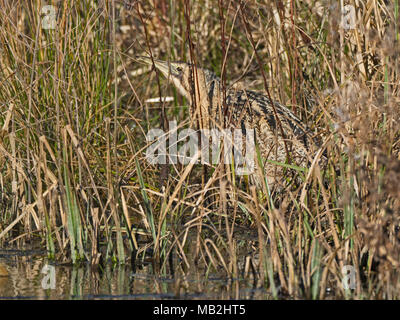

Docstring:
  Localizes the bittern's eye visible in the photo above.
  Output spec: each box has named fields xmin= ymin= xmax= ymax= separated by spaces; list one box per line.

xmin=176 ymin=67 xmax=183 ymax=72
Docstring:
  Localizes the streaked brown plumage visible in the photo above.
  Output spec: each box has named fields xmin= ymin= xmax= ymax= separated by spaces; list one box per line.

xmin=137 ymin=56 xmax=319 ymax=186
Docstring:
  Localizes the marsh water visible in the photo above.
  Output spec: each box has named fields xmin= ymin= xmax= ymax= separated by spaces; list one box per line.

xmin=0 ymin=248 xmax=273 ymax=300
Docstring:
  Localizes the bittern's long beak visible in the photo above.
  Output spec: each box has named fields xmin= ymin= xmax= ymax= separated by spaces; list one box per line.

xmin=136 ymin=56 xmax=179 ymax=78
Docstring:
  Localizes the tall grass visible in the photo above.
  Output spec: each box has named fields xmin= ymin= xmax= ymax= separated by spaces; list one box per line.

xmin=0 ymin=0 xmax=399 ymax=299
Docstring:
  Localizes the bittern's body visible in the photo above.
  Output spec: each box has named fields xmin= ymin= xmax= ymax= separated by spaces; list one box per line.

xmin=138 ymin=56 xmax=319 ymax=186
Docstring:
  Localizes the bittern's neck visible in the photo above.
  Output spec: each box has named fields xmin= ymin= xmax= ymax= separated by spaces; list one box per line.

xmin=189 ymin=76 xmax=222 ymax=128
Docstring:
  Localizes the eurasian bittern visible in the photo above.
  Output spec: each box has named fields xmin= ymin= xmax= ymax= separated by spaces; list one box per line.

xmin=137 ymin=56 xmax=320 ymax=187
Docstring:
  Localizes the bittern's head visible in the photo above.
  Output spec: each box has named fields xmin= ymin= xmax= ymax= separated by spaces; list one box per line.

xmin=136 ymin=56 xmax=219 ymax=102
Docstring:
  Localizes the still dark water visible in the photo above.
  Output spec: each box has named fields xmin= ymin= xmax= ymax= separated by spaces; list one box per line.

xmin=0 ymin=249 xmax=272 ymax=300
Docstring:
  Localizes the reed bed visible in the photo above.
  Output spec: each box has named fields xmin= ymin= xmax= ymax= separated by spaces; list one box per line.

xmin=0 ymin=0 xmax=399 ymax=299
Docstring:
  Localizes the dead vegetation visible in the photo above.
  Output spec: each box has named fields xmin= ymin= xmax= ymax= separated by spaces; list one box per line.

xmin=0 ymin=0 xmax=399 ymax=299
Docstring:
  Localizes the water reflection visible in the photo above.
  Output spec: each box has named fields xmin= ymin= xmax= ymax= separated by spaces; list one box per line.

xmin=0 ymin=251 xmax=271 ymax=300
